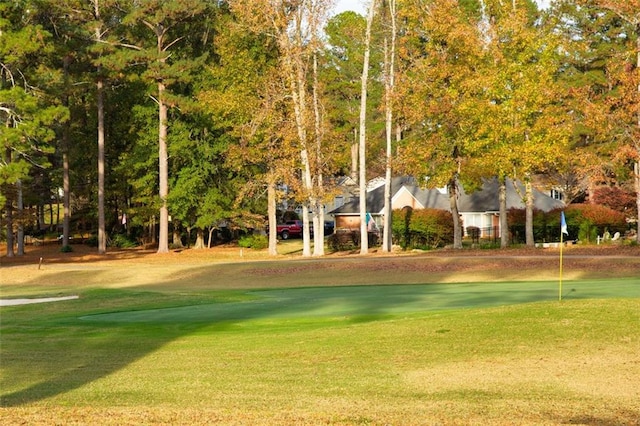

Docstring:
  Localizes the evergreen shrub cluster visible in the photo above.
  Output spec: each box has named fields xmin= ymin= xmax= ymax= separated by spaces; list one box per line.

xmin=238 ymin=234 xmax=268 ymax=250
xmin=110 ymin=234 xmax=139 ymax=248
xmin=392 ymin=208 xmax=454 ymax=249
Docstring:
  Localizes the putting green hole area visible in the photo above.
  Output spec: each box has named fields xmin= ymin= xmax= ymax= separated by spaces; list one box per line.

xmin=79 ymin=279 xmax=639 ymax=324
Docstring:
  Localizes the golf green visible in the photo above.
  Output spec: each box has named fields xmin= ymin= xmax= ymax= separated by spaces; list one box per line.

xmin=80 ymin=278 xmax=640 ymax=324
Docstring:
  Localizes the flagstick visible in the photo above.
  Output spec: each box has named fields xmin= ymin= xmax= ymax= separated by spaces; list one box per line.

xmin=559 ymin=231 xmax=564 ymax=302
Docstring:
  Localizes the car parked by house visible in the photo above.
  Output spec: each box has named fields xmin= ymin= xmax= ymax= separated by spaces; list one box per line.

xmin=272 ymin=220 xmax=334 ymax=240
xmin=275 ymin=220 xmax=304 ymax=240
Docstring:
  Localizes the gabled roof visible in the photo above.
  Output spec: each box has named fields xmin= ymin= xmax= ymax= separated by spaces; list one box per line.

xmin=458 ymin=178 xmax=564 ymax=213
xmin=329 ymin=176 xmax=449 ymax=215
xmin=329 ymin=176 xmax=564 ymax=215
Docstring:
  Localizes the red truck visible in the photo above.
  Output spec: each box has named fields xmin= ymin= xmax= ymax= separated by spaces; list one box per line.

xmin=271 ymin=220 xmax=334 ymax=239
xmin=275 ymin=220 xmax=306 ymax=240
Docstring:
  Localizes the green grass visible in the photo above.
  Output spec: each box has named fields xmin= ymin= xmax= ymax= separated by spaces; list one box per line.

xmin=76 ymin=278 xmax=640 ymax=324
xmin=1 ymin=264 xmax=639 ymax=424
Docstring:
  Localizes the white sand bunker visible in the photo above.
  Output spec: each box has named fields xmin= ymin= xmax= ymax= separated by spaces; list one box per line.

xmin=0 ymin=295 xmax=79 ymax=306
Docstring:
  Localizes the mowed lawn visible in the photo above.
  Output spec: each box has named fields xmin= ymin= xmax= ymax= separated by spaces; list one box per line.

xmin=1 ymin=246 xmax=639 ymax=425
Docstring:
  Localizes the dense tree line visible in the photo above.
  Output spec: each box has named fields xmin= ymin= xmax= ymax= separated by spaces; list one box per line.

xmin=1 ymin=0 xmax=638 ymax=257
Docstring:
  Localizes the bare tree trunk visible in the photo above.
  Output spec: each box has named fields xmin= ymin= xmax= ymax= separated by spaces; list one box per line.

xmin=62 ymin=56 xmax=71 ymax=248
xmin=172 ymin=222 xmax=184 ymax=248
xmin=94 ymin=0 xmax=107 ymax=254
xmin=316 ymin=204 xmax=325 ymax=253
xmin=208 ymin=227 xmax=214 ymax=248
xmin=351 ymin=129 xmax=358 ymax=182
xmin=17 ymin=179 xmax=24 ymax=255
xmin=449 ymin=179 xmax=463 ymax=249
xmin=299 ymin=87 xmax=313 ymax=257
xmin=62 ymin=130 xmax=71 ymax=247
xmin=150 ymin=216 xmax=156 ymax=245
xmin=38 ymin=203 xmax=44 ymax=232
xmin=267 ymin=178 xmax=278 ymax=256
xmin=312 ymin=52 xmax=325 ymax=256
xmin=280 ymin=9 xmax=313 ymax=258
xmin=4 ymin=148 xmax=14 ymax=257
xmin=97 ymin=75 xmax=106 ymax=254
xmin=1 ymin=73 xmax=12 ymax=257
xmin=359 ymin=0 xmax=376 ymax=255
xmin=194 ymin=228 xmax=205 ymax=249
xmin=499 ymin=177 xmax=509 ymax=248
xmin=157 ymin=79 xmax=169 ymax=253
xmin=525 ymin=180 xmax=534 ymax=247
xmin=302 ymin=203 xmax=312 ymax=256
xmin=382 ymin=0 xmax=397 ymax=253
xmin=5 ymin=199 xmax=14 ymax=257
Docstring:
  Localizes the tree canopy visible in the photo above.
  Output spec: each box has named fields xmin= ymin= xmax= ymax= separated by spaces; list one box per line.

xmin=2 ymin=0 xmax=638 ymax=256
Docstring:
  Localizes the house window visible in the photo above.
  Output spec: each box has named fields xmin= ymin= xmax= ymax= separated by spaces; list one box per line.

xmin=550 ymin=189 xmax=563 ymax=201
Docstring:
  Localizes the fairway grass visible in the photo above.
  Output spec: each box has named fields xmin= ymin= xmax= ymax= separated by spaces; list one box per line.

xmin=1 ymin=249 xmax=639 ymax=424
xmin=2 ymin=285 xmax=640 ymax=424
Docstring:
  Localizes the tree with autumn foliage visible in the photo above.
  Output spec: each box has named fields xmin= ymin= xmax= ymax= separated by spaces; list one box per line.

xmin=198 ymin=9 xmax=295 ymax=255
xmin=471 ymin=1 xmax=572 ymax=247
xmin=396 ymin=0 xmax=488 ymax=249
xmin=323 ymin=12 xmax=367 ymax=181
xmin=571 ymin=0 xmax=640 ymax=242
xmin=229 ymin=0 xmax=333 ymax=257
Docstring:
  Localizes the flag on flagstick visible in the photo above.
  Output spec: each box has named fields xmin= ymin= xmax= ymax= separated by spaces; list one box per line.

xmin=559 ymin=211 xmax=567 ymax=301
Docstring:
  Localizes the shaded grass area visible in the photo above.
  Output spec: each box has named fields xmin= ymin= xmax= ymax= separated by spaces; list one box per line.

xmin=79 ymin=278 xmax=640 ymax=324
xmin=1 ymin=278 xmax=640 ymax=424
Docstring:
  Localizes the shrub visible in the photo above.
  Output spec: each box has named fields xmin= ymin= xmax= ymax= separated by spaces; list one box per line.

xmin=578 ymin=220 xmax=599 ymax=243
xmin=570 ymin=203 xmax=627 ymax=227
xmin=110 ymin=234 xmax=138 ymax=248
xmin=466 ymin=226 xmax=480 ymax=242
xmin=85 ymin=235 xmax=98 ymax=247
xmin=391 ymin=208 xmax=412 ymax=249
xmin=238 ymin=234 xmax=268 ymax=250
xmin=392 ymin=208 xmax=454 ymax=249
xmin=328 ymin=230 xmax=358 ymax=251
xmin=507 ymin=208 xmax=550 ymax=243
xmin=60 ymin=245 xmax=73 ymax=253
xmin=547 ymin=204 xmax=627 ymax=243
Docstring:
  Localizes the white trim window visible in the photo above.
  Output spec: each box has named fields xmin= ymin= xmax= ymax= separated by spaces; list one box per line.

xmin=550 ymin=189 xmax=563 ymax=201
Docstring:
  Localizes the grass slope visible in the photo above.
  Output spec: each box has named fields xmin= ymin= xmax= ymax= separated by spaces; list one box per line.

xmin=1 ymin=247 xmax=639 ymax=424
